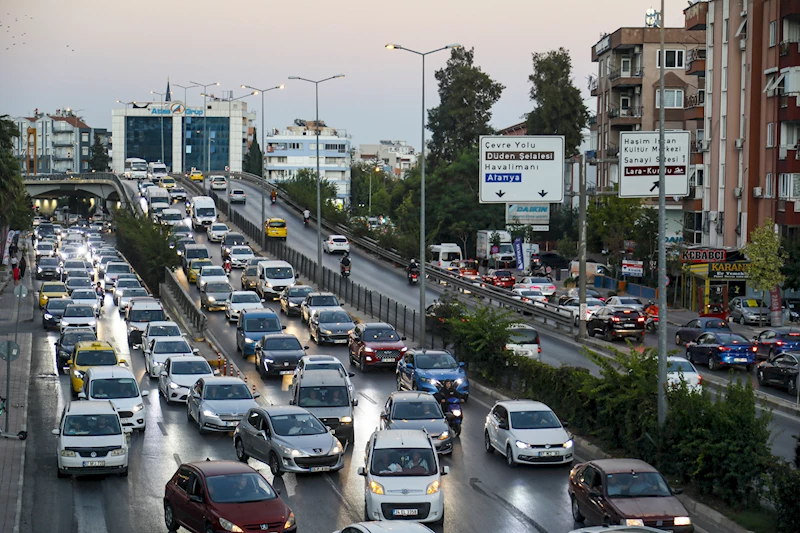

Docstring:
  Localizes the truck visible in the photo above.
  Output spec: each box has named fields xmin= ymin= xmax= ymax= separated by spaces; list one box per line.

xmin=476 ymin=230 xmax=515 ymax=268
xmin=147 ymin=162 xmax=169 ymax=183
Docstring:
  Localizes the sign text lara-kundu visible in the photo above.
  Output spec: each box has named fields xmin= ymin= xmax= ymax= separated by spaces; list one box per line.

xmin=618 ymin=131 xmax=691 ymax=198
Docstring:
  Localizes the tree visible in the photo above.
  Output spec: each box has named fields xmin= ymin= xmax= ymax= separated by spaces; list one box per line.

xmin=242 ymin=129 xmax=263 ymax=176
xmin=587 ymin=193 xmax=642 ymax=277
xmin=280 ymin=168 xmax=344 ymax=223
xmin=526 ymin=48 xmax=589 ymax=157
xmin=88 ymin=134 xmax=110 ymax=172
xmin=113 ymin=209 xmax=179 ymax=296
xmin=781 ymin=239 xmax=800 ymax=291
xmin=427 ymin=47 xmax=505 ymax=170
xmin=0 ymin=115 xmax=31 ymax=257
xmin=744 ymin=218 xmax=787 ymax=326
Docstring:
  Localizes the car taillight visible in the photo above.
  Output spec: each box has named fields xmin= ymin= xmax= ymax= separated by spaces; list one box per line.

xmin=776 ymin=341 xmax=784 ymax=346
xmin=718 ymin=346 xmax=729 ymax=351
xmin=697 ymin=374 xmax=703 ymax=384
xmin=612 ymin=317 xmax=620 ymax=322
xmin=538 ymin=346 xmax=541 ymax=353
xmin=637 ymin=317 xmax=645 ymax=322
xmin=751 ymin=346 xmax=757 ymax=352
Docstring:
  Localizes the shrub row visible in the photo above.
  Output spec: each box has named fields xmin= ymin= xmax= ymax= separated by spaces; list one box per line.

xmin=113 ymin=209 xmax=180 ymax=296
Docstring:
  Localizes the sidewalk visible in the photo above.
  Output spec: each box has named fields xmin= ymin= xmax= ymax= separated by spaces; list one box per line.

xmin=0 ymin=252 xmax=35 ymax=533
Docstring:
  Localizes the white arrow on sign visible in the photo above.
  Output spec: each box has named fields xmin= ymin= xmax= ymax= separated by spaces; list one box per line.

xmin=618 ymin=131 xmax=691 ymax=198
xmin=479 ymin=135 xmax=565 ymax=203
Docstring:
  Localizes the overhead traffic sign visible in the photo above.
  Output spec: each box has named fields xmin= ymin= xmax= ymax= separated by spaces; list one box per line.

xmin=479 ymin=135 xmax=565 ymax=203
xmin=618 ymin=131 xmax=691 ymax=198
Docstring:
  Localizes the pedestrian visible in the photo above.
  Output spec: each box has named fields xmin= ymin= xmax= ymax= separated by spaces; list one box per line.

xmin=10 ymin=254 xmax=18 ymax=269
xmin=18 ymin=255 xmax=27 ymax=279
xmin=12 ymin=264 xmax=20 ymax=285
xmin=9 ymin=242 xmax=17 ymax=257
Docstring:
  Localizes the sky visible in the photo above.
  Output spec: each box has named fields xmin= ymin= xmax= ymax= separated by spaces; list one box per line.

xmin=1 ymin=0 xmax=690 ymax=150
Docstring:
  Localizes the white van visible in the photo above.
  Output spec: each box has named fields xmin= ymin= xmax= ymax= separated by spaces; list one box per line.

xmin=147 ymin=162 xmax=169 ymax=182
xmin=79 ymin=366 xmax=149 ymax=431
xmin=429 ymin=243 xmax=463 ymax=269
xmin=146 ymin=187 xmax=171 ymax=210
xmin=190 ymin=196 xmax=217 ymax=230
xmin=123 ymin=158 xmax=148 ymax=180
xmin=256 ymin=260 xmax=296 ymax=299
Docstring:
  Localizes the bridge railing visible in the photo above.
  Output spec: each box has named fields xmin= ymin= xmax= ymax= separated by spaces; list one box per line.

xmin=23 ymin=172 xmax=133 ymax=212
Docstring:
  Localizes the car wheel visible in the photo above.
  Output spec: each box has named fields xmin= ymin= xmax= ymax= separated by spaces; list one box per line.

xmin=484 ymin=431 xmax=493 ymax=454
xmin=235 ymin=438 xmax=249 ymax=462
xmin=675 ymin=333 xmax=682 ymax=345
xmin=571 ymin=496 xmax=585 ymax=522
xmin=204 ymin=524 xmax=215 ymax=533
xmin=757 ymin=369 xmax=765 ymax=385
xmin=604 ymin=327 xmax=613 ymax=343
xmin=257 ymin=357 xmax=265 ymax=377
xmin=505 ymin=445 xmax=517 ymax=468
xmin=269 ymin=452 xmax=282 ymax=476
xmin=708 ymin=356 xmax=718 ymax=371
xmin=739 ymin=316 xmax=746 ymax=325
xmin=359 ymin=355 xmax=368 ymax=373
xmin=120 ymin=467 xmax=128 ymax=477
xmin=789 ymin=379 xmax=798 ymax=396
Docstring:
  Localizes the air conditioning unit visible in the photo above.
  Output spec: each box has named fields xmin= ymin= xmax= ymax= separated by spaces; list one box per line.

xmin=709 ymin=211 xmax=718 ymax=221
xmin=634 ymin=45 xmax=641 ymax=54
xmin=702 ymin=140 xmax=711 ymax=151
xmin=634 ymin=124 xmax=642 ymax=131
xmin=734 ymin=187 xmax=742 ymax=198
xmin=753 ymin=186 xmax=763 ymax=198
xmin=635 ymin=86 xmax=641 ymax=95
xmin=739 ymin=38 xmax=747 ymax=51
xmin=794 ymin=200 xmax=800 ymax=213
xmin=735 ymin=138 xmax=744 ymax=149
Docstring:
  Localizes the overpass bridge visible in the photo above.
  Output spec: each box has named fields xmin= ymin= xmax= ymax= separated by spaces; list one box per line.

xmin=23 ymin=172 xmax=133 ymax=215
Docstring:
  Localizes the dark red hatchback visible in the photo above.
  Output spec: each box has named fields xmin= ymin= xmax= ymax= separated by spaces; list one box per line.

xmin=482 ymin=269 xmax=516 ymax=289
xmin=164 ymin=460 xmax=296 ymax=533
xmin=348 ymin=322 xmax=408 ymax=372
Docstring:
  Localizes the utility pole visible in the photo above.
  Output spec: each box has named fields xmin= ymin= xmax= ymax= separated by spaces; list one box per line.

xmin=578 ymin=154 xmax=587 ymax=339
xmin=656 ymin=0 xmax=669 ymax=426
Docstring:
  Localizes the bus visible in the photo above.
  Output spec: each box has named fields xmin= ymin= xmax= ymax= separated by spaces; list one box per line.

xmin=123 ymin=158 xmax=148 ymax=180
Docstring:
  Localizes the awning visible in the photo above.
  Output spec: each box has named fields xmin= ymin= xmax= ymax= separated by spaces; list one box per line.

xmin=735 ymin=20 xmax=747 ymax=38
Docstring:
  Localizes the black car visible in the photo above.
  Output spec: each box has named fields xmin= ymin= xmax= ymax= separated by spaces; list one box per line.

xmin=255 ymin=334 xmax=308 ymax=377
xmin=587 ymin=307 xmax=645 ymax=343
xmin=279 ymin=286 xmax=315 ymax=317
xmin=757 ymin=352 xmax=800 ymax=394
xmin=221 ymin=232 xmax=246 ymax=260
xmin=35 ymin=257 xmax=61 ymax=280
xmin=538 ymin=252 xmax=570 ymax=271
xmin=42 ymin=298 xmax=74 ymax=330
xmin=54 ymin=327 xmax=97 ymax=371
xmin=675 ymin=317 xmax=731 ymax=345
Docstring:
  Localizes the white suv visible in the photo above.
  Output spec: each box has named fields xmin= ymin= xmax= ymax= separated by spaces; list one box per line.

xmin=358 ymin=429 xmax=447 ymax=525
xmin=53 ymin=400 xmax=130 ymax=478
xmin=80 ymin=366 xmax=149 ymax=431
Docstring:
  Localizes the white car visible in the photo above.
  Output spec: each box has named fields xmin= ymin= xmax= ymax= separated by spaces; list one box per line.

xmin=79 ymin=366 xmax=150 ymax=431
xmin=604 ymin=296 xmax=646 ymax=312
xmin=68 ymin=289 xmax=102 ymax=316
xmin=359 ymin=429 xmax=447 ymax=525
xmin=510 ymin=288 xmax=548 ymax=305
xmin=513 ymin=277 xmax=557 ymax=297
xmin=207 ymin=223 xmax=229 ymax=243
xmin=560 ymin=297 xmax=606 ymax=325
xmin=158 ymin=356 xmax=216 ymax=403
xmin=506 ymin=324 xmax=541 ymax=358
xmin=141 ymin=321 xmax=183 ymax=356
xmin=293 ymin=354 xmax=355 ymax=393
xmin=323 ymin=234 xmax=350 ymax=254
xmin=144 ymin=337 xmax=196 ymax=378
xmin=484 ymin=399 xmax=574 ymax=466
xmin=169 ymin=187 xmax=187 ymax=202
xmin=35 ymin=242 xmax=56 ymax=258
xmin=53 ymin=400 xmax=130 ymax=478
xmin=228 ymin=245 xmax=255 ymax=268
xmin=113 ymin=278 xmax=143 ymax=305
xmin=210 ymin=175 xmax=227 ymax=190
xmin=666 ymin=356 xmax=702 ymax=393
xmin=159 ymin=208 xmax=184 ymax=227
xmin=225 ymin=290 xmax=264 ymax=322
xmin=196 ymin=265 xmax=228 ymax=291
xmin=334 ymin=524 xmax=435 ymax=533
xmin=60 ymin=304 xmax=97 ymax=333
xmin=229 ymin=188 xmax=246 ymax=203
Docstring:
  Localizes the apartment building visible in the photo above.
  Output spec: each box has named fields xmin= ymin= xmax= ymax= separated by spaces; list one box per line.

xmin=355 ymin=140 xmax=417 ymax=177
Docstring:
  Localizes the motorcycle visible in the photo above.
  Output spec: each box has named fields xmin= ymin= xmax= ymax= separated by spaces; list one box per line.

xmin=303 ymin=216 xmax=310 ymax=227
xmin=444 ymin=397 xmax=463 ymax=437
xmin=223 ymin=258 xmax=232 ymax=274
xmin=408 ymin=268 xmax=419 ymax=285
xmin=271 ymin=194 xmax=277 ymax=204
xmin=645 ymin=314 xmax=659 ymax=332
xmin=341 ymin=264 xmax=351 ymax=278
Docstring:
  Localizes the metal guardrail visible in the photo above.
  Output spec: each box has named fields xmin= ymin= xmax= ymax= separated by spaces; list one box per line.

xmin=162 ymin=266 xmax=207 ymax=339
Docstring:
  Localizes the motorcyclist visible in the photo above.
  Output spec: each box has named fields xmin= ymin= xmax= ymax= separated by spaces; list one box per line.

xmin=407 ymin=258 xmax=419 ymax=276
xmin=271 ymin=190 xmax=277 ymax=202
xmin=433 ymin=380 xmax=462 ymax=405
xmin=644 ymin=300 xmax=659 ymax=318
xmin=340 ymin=252 xmax=352 ymax=275
xmin=303 ymin=209 xmax=311 ymax=224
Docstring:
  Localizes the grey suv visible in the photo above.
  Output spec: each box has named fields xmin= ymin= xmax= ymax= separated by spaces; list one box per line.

xmin=290 ymin=369 xmax=357 ymax=442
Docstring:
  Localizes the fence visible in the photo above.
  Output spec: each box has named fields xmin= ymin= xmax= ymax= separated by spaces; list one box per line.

xmin=593 ymin=275 xmax=657 ymax=299
xmin=161 ymin=266 xmax=207 ymax=339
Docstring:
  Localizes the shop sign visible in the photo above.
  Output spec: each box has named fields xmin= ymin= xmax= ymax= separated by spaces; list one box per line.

xmin=681 ymin=248 xmax=727 ymax=263
xmin=708 ymin=262 xmax=750 ymax=279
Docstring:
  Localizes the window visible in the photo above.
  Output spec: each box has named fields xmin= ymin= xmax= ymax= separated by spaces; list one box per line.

xmin=721 ymin=116 xmax=727 ymax=139
xmin=657 ymin=49 xmax=685 ymax=69
xmin=723 ymin=18 xmax=729 ymax=43
xmin=81 ymin=146 xmax=88 ymax=156
xmin=655 ymin=88 xmax=685 ymax=109
xmin=720 ymin=163 xmax=726 ymax=187
xmin=766 ymin=172 xmax=774 ymax=197
xmin=287 ymin=142 xmax=301 ymax=150
xmin=722 ymin=67 xmax=727 ymax=91
xmin=770 ymin=21 xmax=777 ymax=47
xmin=780 ymin=173 xmax=791 ymax=198
xmin=696 ymin=167 xmax=704 ymax=187
xmin=768 ymin=122 xmax=775 ymax=147
xmin=324 ymin=143 xmax=347 ymax=152
xmin=81 ymin=132 xmax=89 ymax=143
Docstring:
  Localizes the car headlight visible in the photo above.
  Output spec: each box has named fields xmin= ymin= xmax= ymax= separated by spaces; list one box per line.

xmin=623 ymin=519 xmax=644 ymax=526
xmin=44 ymin=313 xmax=53 ymax=320
xmin=347 ymin=329 xmax=354 ymax=335
xmin=88 ymin=319 xmax=96 ymax=326
xmin=61 ymin=320 xmax=70 ymax=326
xmin=439 ymin=430 xmax=450 ymax=440
xmin=340 ymin=416 xmax=353 ymax=424
xmin=202 ymin=409 xmax=218 ymax=418
xmin=369 ymin=480 xmax=385 ymax=495
xmin=245 ymin=338 xmax=254 ymax=344
xmin=207 ymin=296 xmax=216 ymax=303
xmin=132 ymin=403 xmax=144 ymax=412
xmin=37 ymin=267 xmax=42 ymax=272
xmin=61 ymin=450 xmax=77 ymax=457
xmin=426 ymin=480 xmax=441 ymax=494
xmin=321 ymin=328 xmax=332 ymax=334
xmin=419 ymin=376 xmax=434 ymax=384
xmin=73 ymin=369 xmax=85 ymax=379
xmin=169 ymin=382 xmax=179 ymax=389
xmin=454 ymin=377 xmax=464 ymax=384
xmin=279 ymin=445 xmax=303 ymax=457
xmin=674 ymin=517 xmax=692 ymax=526
xmin=515 ymin=440 xmax=529 ymax=449
xmin=42 ymin=295 xmax=49 ymax=301
xmin=563 ymin=439 xmax=574 ymax=448
xmin=218 ymin=517 xmax=243 ymax=533
xmin=284 ymin=512 xmax=295 ymax=530
xmin=289 ymin=301 xmax=298 ymax=307
xmin=110 ymin=448 xmax=126 ymax=456
xmin=331 ymin=440 xmax=343 ymax=454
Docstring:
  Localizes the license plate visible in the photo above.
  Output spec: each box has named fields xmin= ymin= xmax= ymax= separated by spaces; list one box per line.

xmin=734 ymin=358 xmax=748 ymax=363
xmin=280 ymin=370 xmax=293 ymax=375
xmin=83 ymin=460 xmax=105 ymax=467
xmin=334 ymin=339 xmax=347 ymax=344
xmin=382 ymin=358 xmax=396 ymax=363
xmin=225 ymin=421 xmax=238 ymax=427
xmin=393 ymin=509 xmax=418 ymax=517
xmin=539 ymin=451 xmax=560 ymax=457
xmin=310 ymin=466 xmax=331 ymax=472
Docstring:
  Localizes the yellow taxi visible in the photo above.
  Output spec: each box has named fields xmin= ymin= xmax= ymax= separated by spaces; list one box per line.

xmin=69 ymin=340 xmax=126 ymax=394
xmin=39 ymin=281 xmax=69 ymax=309
xmin=160 ymin=176 xmax=176 ymax=189
xmin=265 ymin=218 xmax=287 ymax=240
xmin=187 ymin=258 xmax=214 ymax=283
xmin=189 ymin=170 xmax=204 ymax=182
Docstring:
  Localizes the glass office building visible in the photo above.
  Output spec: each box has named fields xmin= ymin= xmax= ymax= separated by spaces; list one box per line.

xmin=125 ymin=117 xmax=173 ymax=169
xmin=183 ymin=116 xmax=230 ymax=173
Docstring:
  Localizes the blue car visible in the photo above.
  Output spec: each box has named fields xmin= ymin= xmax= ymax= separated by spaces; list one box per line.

xmin=685 ymin=332 xmax=756 ymax=371
xmin=396 ymin=349 xmax=469 ymax=399
xmin=752 ymin=327 xmax=800 ymax=360
xmin=235 ymin=309 xmax=285 ymax=356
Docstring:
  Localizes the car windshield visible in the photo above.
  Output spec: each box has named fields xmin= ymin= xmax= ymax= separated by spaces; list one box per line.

xmin=117 ymin=280 xmax=141 ymax=288
xmin=245 ymin=266 xmax=258 ymax=276
xmin=43 ymin=283 xmax=67 ymax=292
xmin=716 ymin=333 xmax=749 ymax=344
xmin=123 ymin=289 xmax=148 ymax=298
xmin=606 ymin=472 xmax=672 ymax=498
xmin=619 ymin=298 xmax=643 ymax=305
xmin=129 ymin=309 xmax=166 ymax=322
xmin=211 ymin=224 xmax=228 ymax=232
xmin=204 ymin=384 xmax=252 ymax=400
xmin=318 ymin=311 xmax=351 ymax=323
xmin=196 ymin=207 xmax=215 ymax=217
xmin=75 ymin=349 xmax=117 ymax=366
xmin=741 ymin=299 xmax=765 ymax=308
xmin=415 ymin=352 xmax=459 ymax=370
xmin=64 ymin=414 xmax=121 ymax=436
xmin=310 ymin=296 xmax=338 ymax=306
xmin=147 ymin=325 xmax=181 ymax=337
xmin=271 ymin=413 xmax=327 ymax=436
xmin=371 ymin=448 xmax=437 ymax=476
xmin=224 ymin=234 xmax=245 ymax=244
xmin=47 ymin=299 xmax=74 ymax=310
xmin=65 ymin=306 xmax=94 ymax=317
xmin=528 ymin=278 xmax=551 ymax=283
xmin=510 ymin=410 xmax=562 ymax=429
xmin=206 ymin=473 xmax=276 ymax=504
xmin=191 ymin=261 xmax=212 ymax=271
xmin=495 ymin=271 xmax=512 ymax=277
xmin=67 ymin=279 xmax=92 ymax=289
xmin=154 ymin=340 xmax=191 ymax=354
xmin=38 ymin=244 xmax=54 ymax=251
xmin=264 ymin=267 xmax=293 ymax=279
xmin=703 ymin=320 xmax=729 ymax=329
xmin=288 ymin=287 xmax=313 ymax=297
xmin=392 ymin=400 xmax=443 ymax=420
xmin=107 ymin=264 xmax=131 ymax=274
xmin=232 ymin=293 xmax=260 ymax=304
xmin=244 ymin=317 xmax=280 ymax=332
xmin=172 ymin=360 xmax=212 ymax=375
xmin=586 ymin=298 xmax=605 ymax=306
xmin=268 ymin=220 xmax=286 ymax=228
xmin=161 ymin=212 xmax=182 ymax=221
xmin=205 ymin=282 xmax=232 ymax=294
xmin=231 ymin=248 xmax=252 ymax=256
xmin=509 ymin=330 xmax=540 ymax=344
xmin=71 ymin=290 xmax=96 ymax=300
xmin=518 ymin=290 xmax=543 ymax=297
xmin=667 ymin=360 xmax=696 ymax=373
xmin=91 ymin=378 xmax=139 ymax=399
xmin=307 ymin=362 xmax=343 ymax=372
xmin=39 ymin=258 xmax=58 ymax=267
xmin=202 ymin=267 xmax=226 ymax=277
xmin=364 ymin=328 xmax=400 ymax=342
xmin=63 ymin=332 xmax=96 ymax=345
xmin=264 ymin=337 xmax=302 ymax=351
xmin=298 ymin=386 xmax=349 ymax=407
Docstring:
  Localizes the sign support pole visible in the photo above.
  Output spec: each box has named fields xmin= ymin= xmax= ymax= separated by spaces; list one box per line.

xmin=657 ymin=0 xmax=668 ymax=427
xmin=578 ymin=153 xmax=587 ymax=340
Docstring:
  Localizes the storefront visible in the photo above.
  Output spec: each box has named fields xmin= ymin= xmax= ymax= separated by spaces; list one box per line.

xmin=681 ymin=261 xmax=750 ymax=311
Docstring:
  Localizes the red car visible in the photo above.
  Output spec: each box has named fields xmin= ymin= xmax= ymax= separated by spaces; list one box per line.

xmin=457 ymin=259 xmax=480 ymax=281
xmin=482 ymin=269 xmax=516 ymax=288
xmin=348 ymin=322 xmax=408 ymax=372
xmin=164 ymin=460 xmax=296 ymax=533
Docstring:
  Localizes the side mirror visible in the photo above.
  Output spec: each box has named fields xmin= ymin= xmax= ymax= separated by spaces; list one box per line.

xmin=258 ymin=430 xmax=269 ymax=440
xmin=261 ymin=299 xmax=265 ymax=303
xmin=459 ymin=361 xmax=465 ymax=368
xmin=119 ymin=359 xmax=127 ymax=366
xmin=192 ymin=348 xmax=200 ymax=355
xmin=352 ymin=398 xmax=358 ymax=407
xmin=67 ymin=360 xmax=73 ymax=365
xmin=281 ymin=325 xmax=287 ymax=330
xmin=380 ymin=413 xmax=388 ymax=419
xmin=141 ymin=390 xmax=150 ymax=397
xmin=78 ymin=392 xmax=86 ymax=400
xmin=348 ymin=372 xmax=355 ymax=378
xmin=213 ymin=369 xmax=220 ymax=376
xmin=441 ymin=465 xmax=450 ymax=475
xmin=498 ymin=422 xmax=509 ymax=431
xmin=253 ymin=392 xmax=261 ymax=399
xmin=357 ymin=466 xmax=366 ymax=476
xmin=189 ymin=495 xmax=203 ymax=503
xmin=406 ymin=363 xmax=414 ymax=370
xmin=589 ymin=489 xmax=602 ymax=498
xmin=561 ymin=421 xmax=569 ymax=428
xmin=401 ymin=336 xmax=407 ymax=341
xmin=192 ymin=393 xmax=200 ymax=400
xmin=51 ymin=428 xmax=60 ymax=435
xmin=304 ymin=346 xmax=310 ymax=350
xmin=160 ymin=371 xmax=168 ymax=377
xmin=671 ymin=487 xmax=684 ymax=495
xmin=288 ymin=399 xmax=295 ymax=405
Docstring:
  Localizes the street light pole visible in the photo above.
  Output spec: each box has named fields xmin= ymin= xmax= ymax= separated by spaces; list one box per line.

xmin=241 ymin=83 xmax=285 ymax=249
xmin=386 ymin=43 xmax=462 ymax=345
xmin=656 ymin=0 xmax=668 ymax=426
xmin=116 ymin=100 xmax=136 ymax=110
xmin=287 ymin=75 xmax=346 ymax=289
xmin=175 ymin=83 xmax=199 ymax=174
xmin=150 ymin=90 xmax=169 ymax=165
xmin=192 ymin=81 xmax=220 ymax=194
xmin=221 ymin=90 xmax=258 ymax=220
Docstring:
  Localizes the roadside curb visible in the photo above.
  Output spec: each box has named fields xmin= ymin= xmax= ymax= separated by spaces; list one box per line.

xmin=468 ymin=381 xmax=753 ymax=533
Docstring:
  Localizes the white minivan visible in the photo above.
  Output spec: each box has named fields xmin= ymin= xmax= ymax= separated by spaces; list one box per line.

xmin=80 ymin=366 xmax=149 ymax=431
xmin=256 ymin=260 xmax=296 ymax=300
xmin=190 ymin=196 xmax=217 ymax=230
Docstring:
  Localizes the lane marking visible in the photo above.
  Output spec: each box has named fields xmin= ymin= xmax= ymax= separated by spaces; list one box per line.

xmin=157 ymin=422 xmax=168 ymax=436
xmin=357 ymin=391 xmax=376 ymax=404
xmin=173 ymin=453 xmax=182 ymax=467
xmin=322 ymin=473 xmax=361 ymax=523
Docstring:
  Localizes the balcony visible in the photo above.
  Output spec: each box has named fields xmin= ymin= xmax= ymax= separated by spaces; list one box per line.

xmin=52 ymin=140 xmax=73 ymax=147
xmin=684 ymin=92 xmax=705 ymax=121
xmin=684 ymin=0 xmax=708 ymax=30
xmin=780 ymin=41 xmax=800 ymax=70
xmin=779 ymin=93 xmax=800 ymax=122
xmin=608 ymin=67 xmax=644 ymax=88
xmin=781 ymin=0 xmax=800 ymax=19
xmin=607 ymin=106 xmax=643 ymax=127
xmin=685 ymin=48 xmax=706 ymax=76
xmin=777 ymin=146 xmax=800 ymax=174
xmin=588 ymin=114 xmax=597 ymax=128
xmin=589 ymin=76 xmax=599 ymax=96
